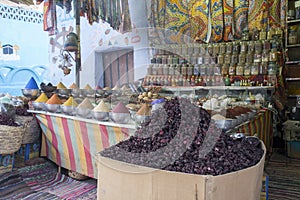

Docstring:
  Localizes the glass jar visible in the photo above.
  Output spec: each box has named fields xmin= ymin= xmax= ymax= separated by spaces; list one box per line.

xmin=248 ymin=41 xmax=255 ymax=52
xmin=221 ymin=64 xmax=229 ymax=75
xmin=246 ymin=53 xmax=254 ymax=63
xmin=157 ymin=64 xmax=163 ymax=75
xmin=225 ymin=54 xmax=232 ymax=64
xmin=219 ymin=43 xmax=226 ymax=54
xmin=207 ymin=44 xmax=213 ymax=54
xmin=289 ymin=30 xmax=298 ymax=45
xmin=213 ymin=43 xmax=220 ymax=55
xmin=250 ymin=63 xmax=259 ymax=75
xmin=217 ymin=54 xmax=225 ymax=64
xmin=229 ymin=64 xmax=236 ymax=76
xmin=204 ymin=54 xmax=210 ymax=64
xmin=262 ymin=51 xmax=269 ymax=62
xmin=254 ymin=40 xmax=263 ymax=53
xmin=236 ymin=64 xmax=244 ymax=76
xmin=239 ymin=53 xmax=246 ymax=63
xmin=197 ymin=56 xmax=204 ymax=64
xmin=254 ymin=53 xmax=262 ymax=63
xmin=187 ymin=64 xmax=194 ymax=76
xmin=163 ymin=64 xmax=169 ymax=75
xmin=260 ymin=62 xmax=268 ymax=75
xmin=193 ymin=44 xmax=200 ymax=54
xmin=169 ymin=64 xmax=175 ymax=75
xmin=262 ymin=40 xmax=271 ymax=51
xmin=268 ymin=62 xmax=277 ymax=75
xmin=152 ymin=64 xmax=158 ymax=75
xmin=226 ymin=42 xmax=233 ymax=54
xmin=147 ymin=64 xmax=153 ymax=75
xmin=200 ymin=65 xmax=207 ymax=75
xmin=231 ymin=53 xmax=239 ymax=63
xmin=206 ymin=64 xmax=214 ymax=76
xmin=181 ymin=44 xmax=188 ymax=55
xmin=232 ymin=41 xmax=240 ymax=53
xmin=181 ymin=64 xmax=187 ymax=76
xmin=269 ymin=49 xmax=278 ymax=62
xmin=243 ymin=63 xmax=251 ymax=76
xmin=240 ymin=41 xmax=248 ymax=53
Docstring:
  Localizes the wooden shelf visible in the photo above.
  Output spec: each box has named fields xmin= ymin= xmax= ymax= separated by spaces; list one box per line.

xmin=288 ymin=95 xmax=300 ymax=98
xmin=286 ymin=77 xmax=300 ymax=81
xmin=287 ymin=19 xmax=300 ymax=24
xmin=287 ymin=44 xmax=300 ymax=48
xmin=286 ymin=60 xmax=300 ymax=65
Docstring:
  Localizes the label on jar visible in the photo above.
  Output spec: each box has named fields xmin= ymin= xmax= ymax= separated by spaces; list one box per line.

xmin=244 ymin=63 xmax=251 ymax=75
xmin=236 ymin=64 xmax=244 ymax=76
xmin=229 ymin=64 xmax=236 ymax=75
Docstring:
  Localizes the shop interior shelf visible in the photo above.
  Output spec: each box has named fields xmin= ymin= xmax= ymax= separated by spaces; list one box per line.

xmin=287 ymin=19 xmax=300 ymax=24
xmin=287 ymin=44 xmax=300 ymax=48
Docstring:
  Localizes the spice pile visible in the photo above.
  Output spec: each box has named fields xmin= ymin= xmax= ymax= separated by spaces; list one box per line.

xmin=101 ymin=98 xmax=264 ymax=176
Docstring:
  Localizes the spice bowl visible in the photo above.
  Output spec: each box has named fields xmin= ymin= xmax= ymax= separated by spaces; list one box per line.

xmin=82 ymin=89 xmax=95 ymax=98
xmin=56 ymin=89 xmax=71 ymax=99
xmin=60 ymin=105 xmax=76 ymax=115
xmin=22 ymin=89 xmax=40 ymax=100
xmin=134 ymin=114 xmax=150 ymax=127
xmin=76 ymin=107 xmax=92 ymax=118
xmin=44 ymin=103 xmax=60 ymax=113
xmin=71 ymin=89 xmax=83 ymax=98
xmin=32 ymin=102 xmax=45 ymax=110
xmin=92 ymin=111 xmax=109 ymax=121
xmin=110 ymin=112 xmax=131 ymax=124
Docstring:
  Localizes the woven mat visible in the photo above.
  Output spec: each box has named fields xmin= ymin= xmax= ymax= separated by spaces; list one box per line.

xmin=0 ymin=160 xmax=97 ymax=200
xmin=265 ymin=152 xmax=300 ymax=200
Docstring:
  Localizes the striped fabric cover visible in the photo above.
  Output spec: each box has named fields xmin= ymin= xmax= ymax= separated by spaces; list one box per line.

xmin=36 ymin=114 xmax=135 ymax=179
xmin=237 ymin=110 xmax=272 ymax=152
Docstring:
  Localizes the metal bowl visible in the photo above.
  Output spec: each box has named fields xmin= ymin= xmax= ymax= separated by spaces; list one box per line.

xmin=110 ymin=112 xmax=131 ymax=124
xmin=60 ymin=105 xmax=76 ymax=115
xmin=71 ymin=89 xmax=83 ymax=98
xmin=76 ymin=107 xmax=92 ymax=118
xmin=134 ymin=114 xmax=150 ymax=127
xmin=82 ymin=89 xmax=95 ymax=97
xmin=44 ymin=103 xmax=60 ymax=113
xmin=32 ymin=101 xmax=45 ymax=110
xmin=22 ymin=89 xmax=40 ymax=99
xmin=95 ymin=89 xmax=105 ymax=98
xmin=92 ymin=111 xmax=109 ymax=121
xmin=56 ymin=89 xmax=71 ymax=98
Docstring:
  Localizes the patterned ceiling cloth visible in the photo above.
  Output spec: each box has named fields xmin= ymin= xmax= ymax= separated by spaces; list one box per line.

xmin=223 ymin=0 xmax=234 ymax=41
xmin=164 ymin=0 xmax=190 ymax=44
xmin=211 ymin=0 xmax=224 ymax=43
xmin=267 ymin=0 xmax=281 ymax=29
xmin=233 ymin=0 xmax=248 ymax=39
xmin=190 ymin=0 xmax=211 ymax=43
xmin=248 ymin=0 xmax=268 ymax=31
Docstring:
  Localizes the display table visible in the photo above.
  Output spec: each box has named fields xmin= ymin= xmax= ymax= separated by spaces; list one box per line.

xmin=29 ymin=108 xmax=272 ymax=179
xmin=29 ymin=110 xmax=136 ymax=179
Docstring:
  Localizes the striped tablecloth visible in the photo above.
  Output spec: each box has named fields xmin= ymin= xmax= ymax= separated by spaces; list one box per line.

xmin=235 ymin=109 xmax=273 ymax=152
xmin=31 ymin=111 xmax=136 ymax=179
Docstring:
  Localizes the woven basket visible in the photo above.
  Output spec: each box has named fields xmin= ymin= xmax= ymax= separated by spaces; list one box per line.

xmin=15 ymin=115 xmax=41 ymax=144
xmin=0 ymin=124 xmax=25 ymax=154
xmin=68 ymin=170 xmax=88 ymax=180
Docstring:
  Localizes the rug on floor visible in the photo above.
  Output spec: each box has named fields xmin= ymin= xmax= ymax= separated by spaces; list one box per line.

xmin=265 ymin=152 xmax=300 ymax=200
xmin=0 ymin=161 xmax=97 ymax=200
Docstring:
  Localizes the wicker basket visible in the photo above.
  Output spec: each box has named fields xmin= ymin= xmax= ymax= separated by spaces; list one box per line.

xmin=0 ymin=124 xmax=25 ymax=154
xmin=15 ymin=115 xmax=41 ymax=144
xmin=68 ymin=170 xmax=88 ymax=180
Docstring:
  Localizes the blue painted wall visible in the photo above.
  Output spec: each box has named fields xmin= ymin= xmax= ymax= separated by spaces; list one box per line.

xmin=0 ymin=3 xmax=49 ymax=96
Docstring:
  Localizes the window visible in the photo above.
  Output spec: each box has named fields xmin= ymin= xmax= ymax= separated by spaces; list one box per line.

xmin=3 ymin=44 xmax=13 ymax=55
